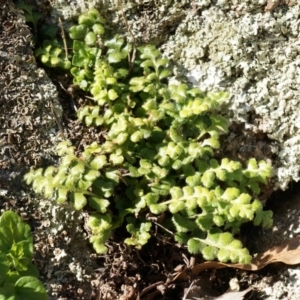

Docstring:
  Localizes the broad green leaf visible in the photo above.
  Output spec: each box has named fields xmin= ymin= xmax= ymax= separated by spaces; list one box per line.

xmin=89 ymin=155 xmax=107 ymax=170
xmin=169 ymin=187 xmax=183 ymax=200
xmin=125 ymin=221 xmax=152 ymax=249
xmin=196 ymin=215 xmax=214 ymax=231
xmin=213 ymin=215 xmax=225 ymax=227
xmin=0 ymin=212 xmax=32 ymax=254
xmin=8 ymin=240 xmax=33 ymax=272
xmin=140 ymin=59 xmax=154 ymax=68
xmin=202 ymin=246 xmax=218 ymax=261
xmin=88 ymin=197 xmax=109 ymax=213
xmin=0 ymin=282 xmax=15 ymax=300
xmin=56 ymin=188 xmax=68 ymax=204
xmin=129 ymin=77 xmax=145 ymax=92
xmin=131 ymin=131 xmax=143 ymax=142
xmin=149 ymin=203 xmax=167 ymax=214
xmin=187 ymin=238 xmax=206 ymax=254
xmin=172 ymin=214 xmax=196 ymax=233
xmin=70 ymin=162 xmax=85 ymax=176
xmin=69 ymin=24 xmax=88 ymax=40
xmin=159 ymin=69 xmax=171 ymax=79
xmin=89 ymin=235 xmax=108 ymax=254
xmin=108 ymin=89 xmax=118 ymax=100
xmin=0 ymin=254 xmax=9 ymax=285
xmin=71 ymin=193 xmax=87 ymax=210
xmin=87 ymin=213 xmax=112 ymax=234
xmin=78 ymin=14 xmax=95 ymax=26
xmin=56 ymin=141 xmax=73 ymax=156
xmin=168 ymin=201 xmax=185 ymax=213
xmin=108 ymin=51 xmax=124 ymax=63
xmin=139 ymin=45 xmax=160 ymax=60
xmin=92 ymin=23 xmax=105 ymax=35
xmin=186 ymin=173 xmax=202 ymax=187
xmin=15 ymin=276 xmax=47 ymax=300
xmin=85 ymin=32 xmax=97 ymax=46
xmin=221 ymin=188 xmax=240 ymax=201
xmin=201 ymin=171 xmax=216 ymax=188
xmin=84 ymin=169 xmax=100 ymax=181
xmin=128 ymin=166 xmax=142 ymax=177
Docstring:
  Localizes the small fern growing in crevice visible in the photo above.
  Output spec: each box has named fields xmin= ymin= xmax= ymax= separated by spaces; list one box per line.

xmin=25 ymin=9 xmax=273 ymax=264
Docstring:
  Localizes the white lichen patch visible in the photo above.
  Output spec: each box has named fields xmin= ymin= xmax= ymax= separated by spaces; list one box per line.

xmin=161 ymin=2 xmax=300 ymax=189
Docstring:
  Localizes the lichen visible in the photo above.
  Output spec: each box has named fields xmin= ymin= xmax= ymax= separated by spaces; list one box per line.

xmin=161 ymin=2 xmax=300 ymax=190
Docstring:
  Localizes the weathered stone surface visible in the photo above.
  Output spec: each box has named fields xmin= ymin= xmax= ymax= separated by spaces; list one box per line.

xmin=0 ymin=0 xmax=62 ymax=194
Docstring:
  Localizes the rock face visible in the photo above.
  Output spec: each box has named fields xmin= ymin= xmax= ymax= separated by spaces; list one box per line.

xmin=160 ymin=1 xmax=300 ymax=190
xmin=0 ymin=0 xmax=61 ymax=195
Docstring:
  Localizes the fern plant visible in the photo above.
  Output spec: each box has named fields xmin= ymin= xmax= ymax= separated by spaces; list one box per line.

xmin=25 ymin=9 xmax=273 ymax=264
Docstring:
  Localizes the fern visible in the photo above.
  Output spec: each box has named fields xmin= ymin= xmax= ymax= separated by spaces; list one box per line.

xmin=24 ymin=9 xmax=274 ymax=264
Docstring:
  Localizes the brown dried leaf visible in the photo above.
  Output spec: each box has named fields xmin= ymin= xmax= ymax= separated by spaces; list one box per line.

xmin=214 ymin=287 xmax=253 ymax=300
xmin=191 ymin=235 xmax=300 ymax=275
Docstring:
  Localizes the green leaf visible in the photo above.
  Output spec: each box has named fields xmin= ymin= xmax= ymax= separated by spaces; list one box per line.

xmin=172 ymin=214 xmax=196 ymax=233
xmin=108 ymin=89 xmax=118 ymax=100
xmin=140 ymin=59 xmax=155 ymax=68
xmin=196 ymin=215 xmax=214 ymax=231
xmin=87 ymin=213 xmax=112 ymax=235
xmin=92 ymin=23 xmax=105 ymax=35
xmin=0 ymin=211 xmax=32 ymax=254
xmin=56 ymin=141 xmax=73 ymax=156
xmin=89 ymin=155 xmax=107 ymax=170
xmin=125 ymin=220 xmax=152 ymax=249
xmin=0 ymin=254 xmax=9 ymax=285
xmin=159 ymin=69 xmax=171 ymax=79
xmin=189 ymin=231 xmax=252 ymax=263
xmin=129 ymin=77 xmax=145 ymax=92
xmin=14 ymin=276 xmax=47 ymax=300
xmin=131 ymin=131 xmax=143 ymax=142
xmin=186 ymin=173 xmax=202 ymax=187
xmin=56 ymin=188 xmax=68 ymax=204
xmin=84 ymin=169 xmax=100 ymax=182
xmin=89 ymin=235 xmax=108 ymax=254
xmin=85 ymin=31 xmax=97 ymax=46
xmin=108 ymin=51 xmax=125 ymax=63
xmin=70 ymin=162 xmax=85 ymax=176
xmin=201 ymin=171 xmax=216 ymax=188
xmin=71 ymin=192 xmax=87 ymax=210
xmin=168 ymin=201 xmax=185 ymax=214
xmin=8 ymin=240 xmax=32 ymax=272
xmin=88 ymin=197 xmax=109 ymax=213
xmin=139 ymin=45 xmax=161 ymax=60
xmin=109 ymin=154 xmax=124 ymax=165
xmin=221 ymin=188 xmax=240 ymax=201
xmin=149 ymin=204 xmax=167 ymax=214
xmin=16 ymin=1 xmax=42 ymax=31
xmin=202 ymin=246 xmax=218 ymax=261
xmin=78 ymin=14 xmax=94 ymax=27
xmin=187 ymin=238 xmax=206 ymax=254
xmin=69 ymin=24 xmax=89 ymax=40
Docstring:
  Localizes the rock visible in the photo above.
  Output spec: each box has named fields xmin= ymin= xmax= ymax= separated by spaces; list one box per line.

xmin=0 ymin=0 xmax=62 ymax=193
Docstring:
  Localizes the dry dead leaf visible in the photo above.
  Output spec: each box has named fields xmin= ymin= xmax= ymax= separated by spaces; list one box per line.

xmin=191 ymin=235 xmax=300 ymax=275
xmin=214 ymin=287 xmax=253 ymax=300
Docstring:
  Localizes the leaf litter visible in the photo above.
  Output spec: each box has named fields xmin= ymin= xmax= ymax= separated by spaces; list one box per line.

xmin=154 ymin=235 xmax=300 ymax=300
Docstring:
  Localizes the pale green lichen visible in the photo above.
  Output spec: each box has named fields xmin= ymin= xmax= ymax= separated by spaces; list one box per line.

xmin=161 ymin=2 xmax=300 ymax=190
